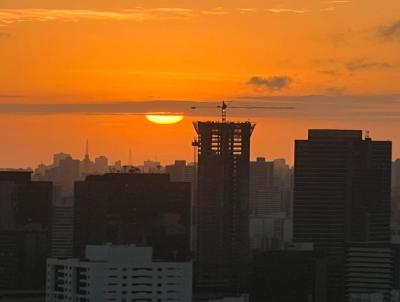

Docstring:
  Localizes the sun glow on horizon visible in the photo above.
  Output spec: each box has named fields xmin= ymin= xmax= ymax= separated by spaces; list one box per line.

xmin=145 ymin=113 xmax=184 ymax=125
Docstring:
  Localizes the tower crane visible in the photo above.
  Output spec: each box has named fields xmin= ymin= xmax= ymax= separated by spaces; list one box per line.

xmin=191 ymin=101 xmax=295 ymax=122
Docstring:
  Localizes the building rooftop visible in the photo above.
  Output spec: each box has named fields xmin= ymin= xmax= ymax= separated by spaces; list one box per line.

xmin=308 ymin=129 xmax=363 ymax=140
xmin=0 ymin=171 xmax=32 ymax=183
xmin=84 ymin=173 xmax=170 ymax=183
xmin=85 ymin=244 xmax=153 ymax=264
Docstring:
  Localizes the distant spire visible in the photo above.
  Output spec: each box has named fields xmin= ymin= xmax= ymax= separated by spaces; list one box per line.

xmin=84 ymin=139 xmax=90 ymax=160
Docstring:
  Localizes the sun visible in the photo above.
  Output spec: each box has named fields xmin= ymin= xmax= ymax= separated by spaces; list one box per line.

xmin=145 ymin=113 xmax=184 ymax=125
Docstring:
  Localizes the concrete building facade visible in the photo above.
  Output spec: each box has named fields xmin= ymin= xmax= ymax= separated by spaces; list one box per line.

xmin=46 ymin=245 xmax=192 ymax=302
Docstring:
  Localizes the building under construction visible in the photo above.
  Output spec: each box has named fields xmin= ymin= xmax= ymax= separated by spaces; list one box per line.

xmin=193 ymin=121 xmax=255 ymax=295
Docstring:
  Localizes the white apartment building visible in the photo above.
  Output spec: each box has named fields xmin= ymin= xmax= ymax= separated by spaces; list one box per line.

xmin=208 ymin=295 xmax=249 ymax=302
xmin=46 ymin=244 xmax=192 ymax=302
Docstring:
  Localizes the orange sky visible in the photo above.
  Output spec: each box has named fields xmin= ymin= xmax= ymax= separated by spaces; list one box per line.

xmin=1 ymin=0 xmax=400 ymax=167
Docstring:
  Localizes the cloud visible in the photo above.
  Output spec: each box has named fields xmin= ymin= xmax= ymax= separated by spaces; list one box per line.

xmin=2 ymin=96 xmax=400 ymax=122
xmin=0 ymin=8 xmax=206 ymax=26
xmin=201 ymin=7 xmax=228 ymax=16
xmin=266 ymin=8 xmax=309 ymax=14
xmin=326 ymin=0 xmax=352 ymax=3
xmin=248 ymin=76 xmax=293 ymax=91
xmin=0 ymin=32 xmax=10 ymax=38
xmin=321 ymin=86 xmax=347 ymax=96
xmin=320 ymin=7 xmax=336 ymax=12
xmin=319 ymin=69 xmax=341 ymax=77
xmin=237 ymin=8 xmax=257 ymax=14
xmin=236 ymin=94 xmax=400 ymax=121
xmin=0 ymin=94 xmax=22 ymax=98
xmin=345 ymin=59 xmax=392 ymax=71
xmin=378 ymin=20 xmax=400 ymax=40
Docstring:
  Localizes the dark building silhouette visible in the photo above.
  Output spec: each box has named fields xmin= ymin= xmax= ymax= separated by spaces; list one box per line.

xmin=0 ymin=171 xmax=52 ymax=292
xmin=249 ymin=157 xmax=274 ymax=216
xmin=250 ymin=245 xmax=328 ymax=302
xmin=193 ymin=121 xmax=255 ymax=294
xmin=345 ymin=242 xmax=393 ymax=302
xmin=392 ymin=159 xmax=400 ymax=222
xmin=293 ymin=130 xmax=392 ymax=301
xmin=74 ymin=173 xmax=191 ymax=261
xmin=50 ymin=202 xmax=74 ymax=258
xmin=166 ymin=160 xmax=195 ymax=183
xmin=39 ymin=155 xmax=80 ymax=199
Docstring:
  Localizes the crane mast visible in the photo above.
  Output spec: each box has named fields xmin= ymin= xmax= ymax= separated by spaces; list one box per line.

xmin=191 ymin=101 xmax=295 ymax=122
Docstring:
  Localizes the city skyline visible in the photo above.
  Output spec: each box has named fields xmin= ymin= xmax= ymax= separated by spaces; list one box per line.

xmin=0 ymin=120 xmax=399 ymax=169
xmin=1 ymin=126 xmax=399 ymax=302
xmin=1 ymin=0 xmax=400 ymax=167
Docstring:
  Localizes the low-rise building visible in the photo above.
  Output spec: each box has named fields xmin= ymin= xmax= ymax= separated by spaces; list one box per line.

xmin=46 ymin=244 xmax=192 ymax=302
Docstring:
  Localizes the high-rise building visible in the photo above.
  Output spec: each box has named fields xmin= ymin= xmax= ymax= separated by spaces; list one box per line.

xmin=345 ymin=243 xmax=393 ymax=302
xmin=249 ymin=157 xmax=292 ymax=218
xmin=94 ymin=156 xmax=109 ymax=174
xmin=166 ymin=160 xmax=196 ymax=252
xmin=273 ymin=158 xmax=292 ymax=189
xmin=293 ymin=129 xmax=392 ymax=301
xmin=193 ymin=121 xmax=254 ymax=294
xmin=50 ymin=201 xmax=74 ymax=258
xmin=74 ymin=173 xmax=191 ymax=261
xmin=249 ymin=157 xmax=274 ymax=216
xmin=52 ymin=152 xmax=71 ymax=167
xmin=250 ymin=243 xmax=328 ymax=302
xmin=392 ymin=159 xmax=400 ymax=221
xmin=41 ymin=156 xmax=80 ymax=199
xmin=249 ymin=213 xmax=292 ymax=252
xmin=141 ymin=160 xmax=164 ymax=173
xmin=166 ymin=160 xmax=195 ymax=183
xmin=0 ymin=171 xmax=52 ymax=292
xmin=46 ymin=244 xmax=192 ymax=302
xmin=32 ymin=155 xmax=79 ymax=259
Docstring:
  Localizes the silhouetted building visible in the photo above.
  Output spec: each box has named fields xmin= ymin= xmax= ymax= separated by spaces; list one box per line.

xmin=249 ymin=213 xmax=292 ymax=252
xmin=166 ymin=160 xmax=196 ymax=253
xmin=194 ymin=121 xmax=254 ymax=294
xmin=345 ymin=243 xmax=393 ymax=302
xmin=293 ymin=130 xmax=392 ymax=301
xmin=52 ymin=152 xmax=71 ymax=167
xmin=273 ymin=158 xmax=292 ymax=189
xmin=249 ymin=157 xmax=274 ymax=216
xmin=166 ymin=160 xmax=195 ymax=183
xmin=80 ymin=139 xmax=93 ymax=176
xmin=32 ymin=155 xmax=79 ymax=259
xmin=50 ymin=201 xmax=74 ymax=258
xmin=141 ymin=160 xmax=164 ymax=173
xmin=0 ymin=171 xmax=52 ymax=292
xmin=250 ymin=244 xmax=328 ymax=302
xmin=0 ymin=290 xmax=44 ymax=302
xmin=41 ymin=156 xmax=80 ymax=199
xmin=392 ymin=159 xmax=400 ymax=222
xmin=94 ymin=156 xmax=108 ymax=174
xmin=273 ymin=158 xmax=293 ymax=216
xmin=74 ymin=173 xmax=191 ymax=261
